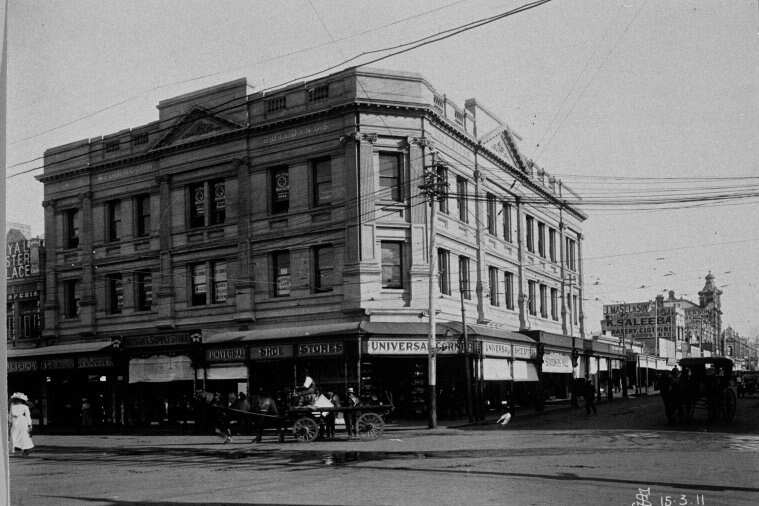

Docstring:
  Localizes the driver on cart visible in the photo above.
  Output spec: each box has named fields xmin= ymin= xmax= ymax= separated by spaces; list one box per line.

xmin=295 ymin=369 xmax=316 ymax=406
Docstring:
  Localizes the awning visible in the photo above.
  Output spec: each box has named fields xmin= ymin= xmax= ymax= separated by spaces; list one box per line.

xmin=513 ymin=360 xmax=539 ymax=382
xmin=129 ymin=355 xmax=194 ymax=383
xmin=203 ymin=322 xmax=360 ymax=344
xmin=204 ymin=364 xmax=248 ymax=381
xmin=542 ymin=352 xmax=573 ymax=373
xmin=483 ymin=358 xmax=512 ymax=381
xmin=8 ymin=341 xmax=112 ymax=358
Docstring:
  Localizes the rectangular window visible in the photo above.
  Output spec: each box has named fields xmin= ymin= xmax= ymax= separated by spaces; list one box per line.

xmin=487 ymin=194 xmax=497 ymax=235
xmin=19 ymin=301 xmax=40 ymax=340
xmin=504 ymin=271 xmax=514 ymax=310
xmin=456 ymin=177 xmax=468 ymax=223
xmin=189 ymin=182 xmax=206 ymax=228
xmin=489 ymin=267 xmax=499 ymax=306
xmin=6 ymin=303 xmax=15 ymax=341
xmin=63 ymin=280 xmax=80 ymax=319
xmin=107 ymin=273 xmax=123 ymax=314
xmin=437 ymin=248 xmax=450 ymax=295
xmin=312 ymin=158 xmax=332 ymax=206
xmin=540 ymin=284 xmax=548 ymax=318
xmin=551 ymin=288 xmax=559 ymax=320
xmin=135 ymin=194 xmax=151 ymax=237
xmin=210 ymin=179 xmax=226 ymax=225
xmin=502 ymin=203 xmax=512 ymax=242
xmin=273 ymin=251 xmax=291 ymax=297
xmin=313 ymin=245 xmax=334 ymax=292
xmin=137 ymin=271 xmax=152 ymax=311
xmin=526 ymin=215 xmax=535 ymax=253
xmin=65 ymin=209 xmax=80 ymax=248
xmin=549 ymin=228 xmax=557 ymax=262
xmin=191 ymin=264 xmax=207 ymax=306
xmin=573 ymin=295 xmax=579 ymax=325
xmin=538 ymin=222 xmax=546 ymax=258
xmin=459 ymin=256 xmax=471 ymax=300
xmin=271 ymin=167 xmax=290 ymax=214
xmin=436 ymin=165 xmax=448 ymax=214
xmin=381 ymin=242 xmax=403 ymax=289
xmin=567 ymin=292 xmax=572 ymax=324
xmin=528 ymin=280 xmax=537 ymax=316
xmin=379 ymin=153 xmax=402 ymax=202
xmin=566 ymin=238 xmax=577 ymax=270
xmin=107 ymin=200 xmax=121 ymax=242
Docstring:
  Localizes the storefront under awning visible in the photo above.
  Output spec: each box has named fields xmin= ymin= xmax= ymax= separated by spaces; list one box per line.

xmin=204 ymin=364 xmax=248 ymax=380
xmin=513 ymin=360 xmax=539 ymax=382
xmin=129 ymin=355 xmax=194 ymax=383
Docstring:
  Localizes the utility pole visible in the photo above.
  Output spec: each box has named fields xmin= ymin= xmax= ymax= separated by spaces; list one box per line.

xmin=459 ymin=270 xmax=474 ymax=422
xmin=420 ymin=150 xmax=447 ymax=430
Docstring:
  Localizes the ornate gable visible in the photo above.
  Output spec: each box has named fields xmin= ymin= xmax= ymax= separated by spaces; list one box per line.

xmin=479 ymin=125 xmax=529 ymax=174
xmin=152 ymin=106 xmax=243 ymax=149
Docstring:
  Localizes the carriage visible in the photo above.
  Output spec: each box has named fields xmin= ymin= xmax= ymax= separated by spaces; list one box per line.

xmin=661 ymin=357 xmax=737 ymax=424
xmin=286 ymin=403 xmax=393 ymax=443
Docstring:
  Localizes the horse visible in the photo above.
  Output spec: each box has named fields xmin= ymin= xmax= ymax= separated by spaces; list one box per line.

xmin=194 ymin=391 xmax=232 ymax=442
xmin=249 ymin=389 xmax=285 ymax=443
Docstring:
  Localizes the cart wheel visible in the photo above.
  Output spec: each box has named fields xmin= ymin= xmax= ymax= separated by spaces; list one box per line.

xmin=356 ymin=413 xmax=385 ymax=440
xmin=722 ymin=389 xmax=737 ymax=422
xmin=292 ymin=417 xmax=320 ymax=443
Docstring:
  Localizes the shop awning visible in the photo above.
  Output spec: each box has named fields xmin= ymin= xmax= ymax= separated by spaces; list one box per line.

xmin=8 ymin=341 xmax=112 ymax=358
xmin=512 ymin=360 xmax=539 ymax=382
xmin=129 ymin=355 xmax=194 ymax=383
xmin=483 ymin=358 xmax=512 ymax=381
xmin=204 ymin=364 xmax=248 ymax=381
xmin=203 ymin=322 xmax=361 ymax=344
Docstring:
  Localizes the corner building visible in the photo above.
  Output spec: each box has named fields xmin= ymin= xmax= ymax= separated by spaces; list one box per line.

xmin=36 ymin=68 xmax=588 ymax=426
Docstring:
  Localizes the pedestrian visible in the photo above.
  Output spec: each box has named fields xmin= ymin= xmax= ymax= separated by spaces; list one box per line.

xmin=345 ymin=387 xmax=360 ymax=437
xmin=81 ymin=397 xmax=93 ymax=427
xmin=324 ymin=391 xmax=339 ymax=438
xmin=583 ymin=377 xmax=597 ymax=415
xmin=211 ymin=392 xmax=232 ymax=443
xmin=9 ymin=392 xmax=34 ymax=456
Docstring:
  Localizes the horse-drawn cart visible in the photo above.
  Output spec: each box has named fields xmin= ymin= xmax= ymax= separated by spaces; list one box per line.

xmin=661 ymin=356 xmax=737 ymax=424
xmin=287 ymin=404 xmax=393 ymax=443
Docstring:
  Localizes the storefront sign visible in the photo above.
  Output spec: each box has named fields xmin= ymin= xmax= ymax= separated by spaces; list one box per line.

xmin=8 ymin=360 xmax=38 ymax=373
xmin=513 ymin=345 xmax=537 ymax=359
xmin=7 ymin=290 xmax=40 ymax=301
xmin=41 ymin=357 xmax=76 ymax=370
xmin=95 ymin=163 xmax=152 ymax=184
xmin=262 ymin=121 xmax=329 ymax=145
xmin=206 ymin=347 xmax=247 ymax=362
xmin=122 ymin=332 xmax=194 ymax=348
xmin=6 ymin=239 xmax=42 ymax=279
xmin=603 ymin=303 xmax=651 ymax=316
xmin=77 ymin=356 xmax=114 ymax=369
xmin=483 ymin=341 xmax=512 ymax=358
xmin=249 ymin=344 xmax=294 ymax=360
xmin=541 ymin=352 xmax=573 ymax=373
xmin=297 ymin=342 xmax=344 ymax=357
xmin=365 ymin=339 xmax=477 ymax=355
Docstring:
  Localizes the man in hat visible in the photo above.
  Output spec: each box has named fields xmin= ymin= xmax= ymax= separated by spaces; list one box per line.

xmin=344 ymin=387 xmax=360 ymax=437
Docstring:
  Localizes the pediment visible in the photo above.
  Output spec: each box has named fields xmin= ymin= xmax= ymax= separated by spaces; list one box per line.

xmin=152 ymin=107 xmax=243 ymax=149
xmin=479 ymin=125 xmax=529 ymax=174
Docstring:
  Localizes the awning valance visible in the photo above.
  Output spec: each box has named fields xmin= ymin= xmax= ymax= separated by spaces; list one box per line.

xmin=8 ymin=341 xmax=111 ymax=358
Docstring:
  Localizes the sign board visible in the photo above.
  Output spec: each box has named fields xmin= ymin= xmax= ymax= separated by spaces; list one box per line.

xmin=249 ymin=344 xmax=294 ymax=360
xmin=77 ymin=356 xmax=114 ymax=369
xmin=122 ymin=332 xmax=194 ymax=348
xmin=6 ymin=239 xmax=42 ymax=280
xmin=365 ymin=339 xmax=479 ymax=355
xmin=8 ymin=360 xmax=38 ymax=373
xmin=206 ymin=347 xmax=247 ymax=362
xmin=483 ymin=341 xmax=512 ymax=358
xmin=297 ymin=342 xmax=344 ymax=357
xmin=541 ymin=352 xmax=573 ymax=373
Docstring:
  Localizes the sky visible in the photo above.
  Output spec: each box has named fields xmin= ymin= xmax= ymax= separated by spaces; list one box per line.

xmin=4 ymin=0 xmax=759 ymax=337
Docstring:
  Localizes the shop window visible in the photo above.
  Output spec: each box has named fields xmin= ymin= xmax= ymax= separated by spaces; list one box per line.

xmin=549 ymin=228 xmax=557 ymax=262
xmin=486 ymin=193 xmax=497 ymax=235
xmin=136 ymin=271 xmax=153 ymax=311
xmin=189 ymin=179 xmax=225 ymax=228
xmin=64 ymin=209 xmax=80 ymax=248
xmin=436 ymin=165 xmax=448 ymax=214
xmin=502 ymin=202 xmax=512 ymax=242
xmin=456 ymin=177 xmax=468 ymax=223
xmin=551 ymin=288 xmax=559 ymax=320
xmin=381 ymin=241 xmax=403 ymax=289
xmin=539 ymin=284 xmax=548 ymax=318
xmin=273 ymin=251 xmax=291 ymax=297
xmin=135 ymin=194 xmax=151 ymax=237
xmin=378 ymin=153 xmax=402 ymax=202
xmin=437 ymin=248 xmax=450 ymax=295
xmin=107 ymin=273 xmax=123 ymax=314
xmin=459 ymin=256 xmax=471 ymax=300
xmin=191 ymin=261 xmax=227 ymax=305
xmin=526 ymin=215 xmax=535 ymax=253
xmin=270 ymin=166 xmax=290 ymax=214
xmin=504 ymin=271 xmax=514 ymax=310
xmin=312 ymin=157 xmax=332 ymax=207
xmin=63 ymin=280 xmax=81 ymax=318
xmin=107 ymin=200 xmax=121 ymax=242
xmin=538 ymin=222 xmax=546 ymax=258
xmin=528 ymin=280 xmax=537 ymax=316
xmin=489 ymin=267 xmax=499 ymax=306
xmin=313 ymin=245 xmax=334 ymax=292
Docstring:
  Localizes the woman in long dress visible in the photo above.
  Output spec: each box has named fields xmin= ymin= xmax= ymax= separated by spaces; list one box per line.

xmin=9 ymin=392 xmax=34 ymax=456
